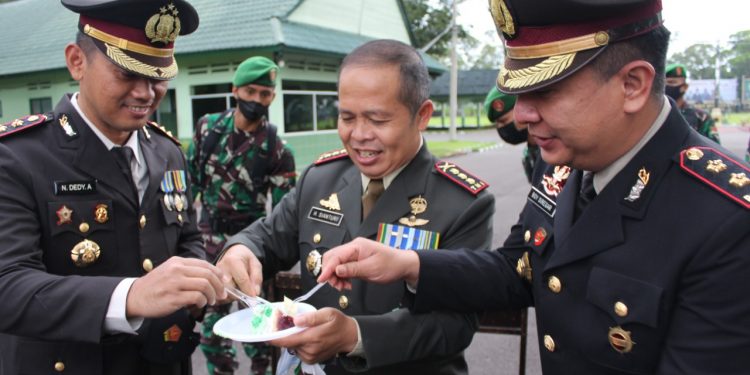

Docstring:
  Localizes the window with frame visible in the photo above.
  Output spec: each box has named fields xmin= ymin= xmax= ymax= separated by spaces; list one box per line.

xmin=29 ymin=97 xmax=52 ymax=114
xmin=282 ymin=81 xmax=338 ymax=133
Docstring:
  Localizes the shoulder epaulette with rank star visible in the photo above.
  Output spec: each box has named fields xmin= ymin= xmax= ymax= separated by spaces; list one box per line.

xmin=146 ymin=121 xmax=181 ymax=146
xmin=0 ymin=114 xmax=50 ymax=139
xmin=314 ymin=148 xmax=349 ymax=165
xmin=680 ymin=146 xmax=750 ymax=209
xmin=435 ymin=160 xmax=489 ymax=195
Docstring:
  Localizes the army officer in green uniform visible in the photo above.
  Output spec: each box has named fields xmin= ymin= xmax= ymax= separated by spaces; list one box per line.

xmin=0 ymin=1 xmax=226 ymax=374
xmin=665 ymin=63 xmax=721 ymax=143
xmin=484 ymin=86 xmax=540 ymax=182
xmin=217 ymin=39 xmax=495 ymax=374
xmin=187 ymin=56 xmax=296 ymax=375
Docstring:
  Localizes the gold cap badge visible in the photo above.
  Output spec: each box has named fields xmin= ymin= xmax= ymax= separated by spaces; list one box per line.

xmin=145 ymin=3 xmax=181 ymax=44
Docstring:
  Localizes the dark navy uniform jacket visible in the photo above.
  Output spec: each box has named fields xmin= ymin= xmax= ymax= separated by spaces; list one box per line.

xmin=411 ymin=103 xmax=750 ymax=374
xmin=226 ymin=145 xmax=495 ymax=374
xmin=0 ymin=94 xmax=204 ymax=375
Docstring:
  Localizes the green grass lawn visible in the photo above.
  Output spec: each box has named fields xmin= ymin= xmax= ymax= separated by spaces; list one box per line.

xmin=426 ymin=140 xmax=497 ymax=158
xmin=724 ymin=112 xmax=750 ymax=126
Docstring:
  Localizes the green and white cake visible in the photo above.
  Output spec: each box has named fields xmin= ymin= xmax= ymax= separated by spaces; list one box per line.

xmin=249 ymin=297 xmax=298 ymax=334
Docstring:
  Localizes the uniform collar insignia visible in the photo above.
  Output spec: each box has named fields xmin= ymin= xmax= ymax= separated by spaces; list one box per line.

xmin=59 ymin=114 xmax=77 ymax=137
xmin=624 ymin=167 xmax=650 ymax=202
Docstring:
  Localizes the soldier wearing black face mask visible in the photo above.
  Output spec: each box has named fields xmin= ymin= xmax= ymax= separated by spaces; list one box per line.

xmin=665 ymin=63 xmax=721 ymax=143
xmin=483 ymin=86 xmax=540 ymax=182
xmin=186 ymin=55 xmax=296 ymax=375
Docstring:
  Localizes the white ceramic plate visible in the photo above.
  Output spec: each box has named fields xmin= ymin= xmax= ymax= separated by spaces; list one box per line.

xmin=213 ymin=302 xmax=316 ymax=342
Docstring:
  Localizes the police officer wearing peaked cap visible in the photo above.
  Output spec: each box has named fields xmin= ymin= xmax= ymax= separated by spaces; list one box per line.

xmin=316 ymin=0 xmax=750 ymax=374
xmin=0 ymin=1 xmax=226 ymax=374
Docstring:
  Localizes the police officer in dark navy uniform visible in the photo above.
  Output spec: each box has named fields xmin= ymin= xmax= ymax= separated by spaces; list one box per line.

xmin=0 ymin=1 xmax=226 ymax=374
xmin=318 ymin=1 xmax=750 ymax=374
xmin=665 ymin=63 xmax=721 ymax=143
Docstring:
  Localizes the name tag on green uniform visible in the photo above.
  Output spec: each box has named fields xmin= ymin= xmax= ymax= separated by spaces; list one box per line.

xmin=376 ymin=223 xmax=440 ymax=250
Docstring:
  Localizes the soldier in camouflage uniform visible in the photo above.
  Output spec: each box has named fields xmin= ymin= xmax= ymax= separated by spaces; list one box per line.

xmin=484 ymin=86 xmax=540 ymax=182
xmin=187 ymin=56 xmax=296 ymax=375
xmin=665 ymin=63 xmax=721 ymax=143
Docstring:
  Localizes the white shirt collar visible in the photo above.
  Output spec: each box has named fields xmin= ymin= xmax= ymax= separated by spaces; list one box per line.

xmin=592 ymin=97 xmax=671 ymax=193
xmin=71 ymin=92 xmax=142 ymax=166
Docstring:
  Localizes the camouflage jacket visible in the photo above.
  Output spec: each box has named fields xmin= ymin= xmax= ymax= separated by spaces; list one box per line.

xmin=187 ymin=110 xmax=296 ymax=236
xmin=681 ymin=105 xmax=720 ymax=144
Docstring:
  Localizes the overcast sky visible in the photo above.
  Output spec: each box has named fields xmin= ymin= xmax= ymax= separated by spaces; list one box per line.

xmin=456 ymin=0 xmax=749 ymax=56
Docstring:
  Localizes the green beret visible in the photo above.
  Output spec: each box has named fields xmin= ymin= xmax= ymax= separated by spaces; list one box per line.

xmin=666 ymin=63 xmax=687 ymax=79
xmin=233 ymin=56 xmax=279 ymax=87
xmin=484 ymin=87 xmax=517 ymax=122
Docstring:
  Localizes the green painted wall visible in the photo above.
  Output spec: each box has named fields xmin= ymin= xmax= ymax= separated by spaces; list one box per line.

xmin=0 ymin=69 xmax=73 ymax=122
xmin=289 ymin=0 xmax=410 ymax=43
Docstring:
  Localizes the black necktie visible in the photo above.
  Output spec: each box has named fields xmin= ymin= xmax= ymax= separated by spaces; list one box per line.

xmin=574 ymin=172 xmax=596 ymax=221
xmin=362 ymin=179 xmax=384 ymax=220
xmin=111 ymin=146 xmax=138 ymax=200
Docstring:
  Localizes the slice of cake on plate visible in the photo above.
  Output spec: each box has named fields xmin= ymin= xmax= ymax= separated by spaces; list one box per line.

xmin=249 ymin=297 xmax=298 ymax=334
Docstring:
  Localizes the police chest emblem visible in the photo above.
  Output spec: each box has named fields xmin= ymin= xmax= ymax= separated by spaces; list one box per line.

xmin=71 ymin=239 xmax=101 ymax=267
xmin=542 ymin=166 xmax=571 ymax=197
xmin=528 ymin=165 xmax=572 ymax=218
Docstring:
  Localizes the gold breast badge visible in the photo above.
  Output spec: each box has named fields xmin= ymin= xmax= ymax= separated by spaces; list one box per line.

xmin=56 ymin=205 xmax=73 ymax=226
xmin=320 ymin=193 xmax=341 ymax=211
xmin=399 ymin=196 xmax=430 ymax=227
xmin=94 ymin=204 xmax=109 ymax=224
xmin=71 ymin=239 xmax=101 ymax=267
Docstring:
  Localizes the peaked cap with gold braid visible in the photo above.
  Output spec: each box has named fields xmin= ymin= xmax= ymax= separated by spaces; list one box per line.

xmin=489 ymin=0 xmax=663 ymax=94
xmin=62 ymin=0 xmax=199 ymax=80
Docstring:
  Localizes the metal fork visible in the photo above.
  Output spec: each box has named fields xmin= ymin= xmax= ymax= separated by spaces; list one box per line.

xmin=225 ymin=286 xmax=271 ymax=309
xmin=293 ymin=282 xmax=326 ymax=303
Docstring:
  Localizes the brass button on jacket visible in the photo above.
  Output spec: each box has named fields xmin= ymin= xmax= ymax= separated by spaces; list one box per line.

xmin=543 ymin=335 xmax=556 ymax=352
xmin=142 ymin=258 xmax=154 ymax=273
xmin=338 ymin=295 xmax=349 ymax=309
xmin=614 ymin=301 xmax=628 ymax=317
xmin=547 ymin=276 xmax=562 ymax=293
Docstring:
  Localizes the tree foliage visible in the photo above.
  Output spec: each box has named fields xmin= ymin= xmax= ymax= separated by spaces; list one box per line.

xmin=402 ymin=0 xmax=477 ymax=65
xmin=669 ymin=29 xmax=750 ymax=80
xmin=668 ymin=43 xmax=728 ymax=79
xmin=726 ymin=30 xmax=750 ymax=79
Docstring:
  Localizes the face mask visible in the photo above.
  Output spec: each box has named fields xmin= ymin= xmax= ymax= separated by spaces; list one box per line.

xmin=237 ymin=99 xmax=268 ymax=122
xmin=665 ymin=85 xmax=684 ymax=101
xmin=496 ymin=123 xmax=528 ymax=145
